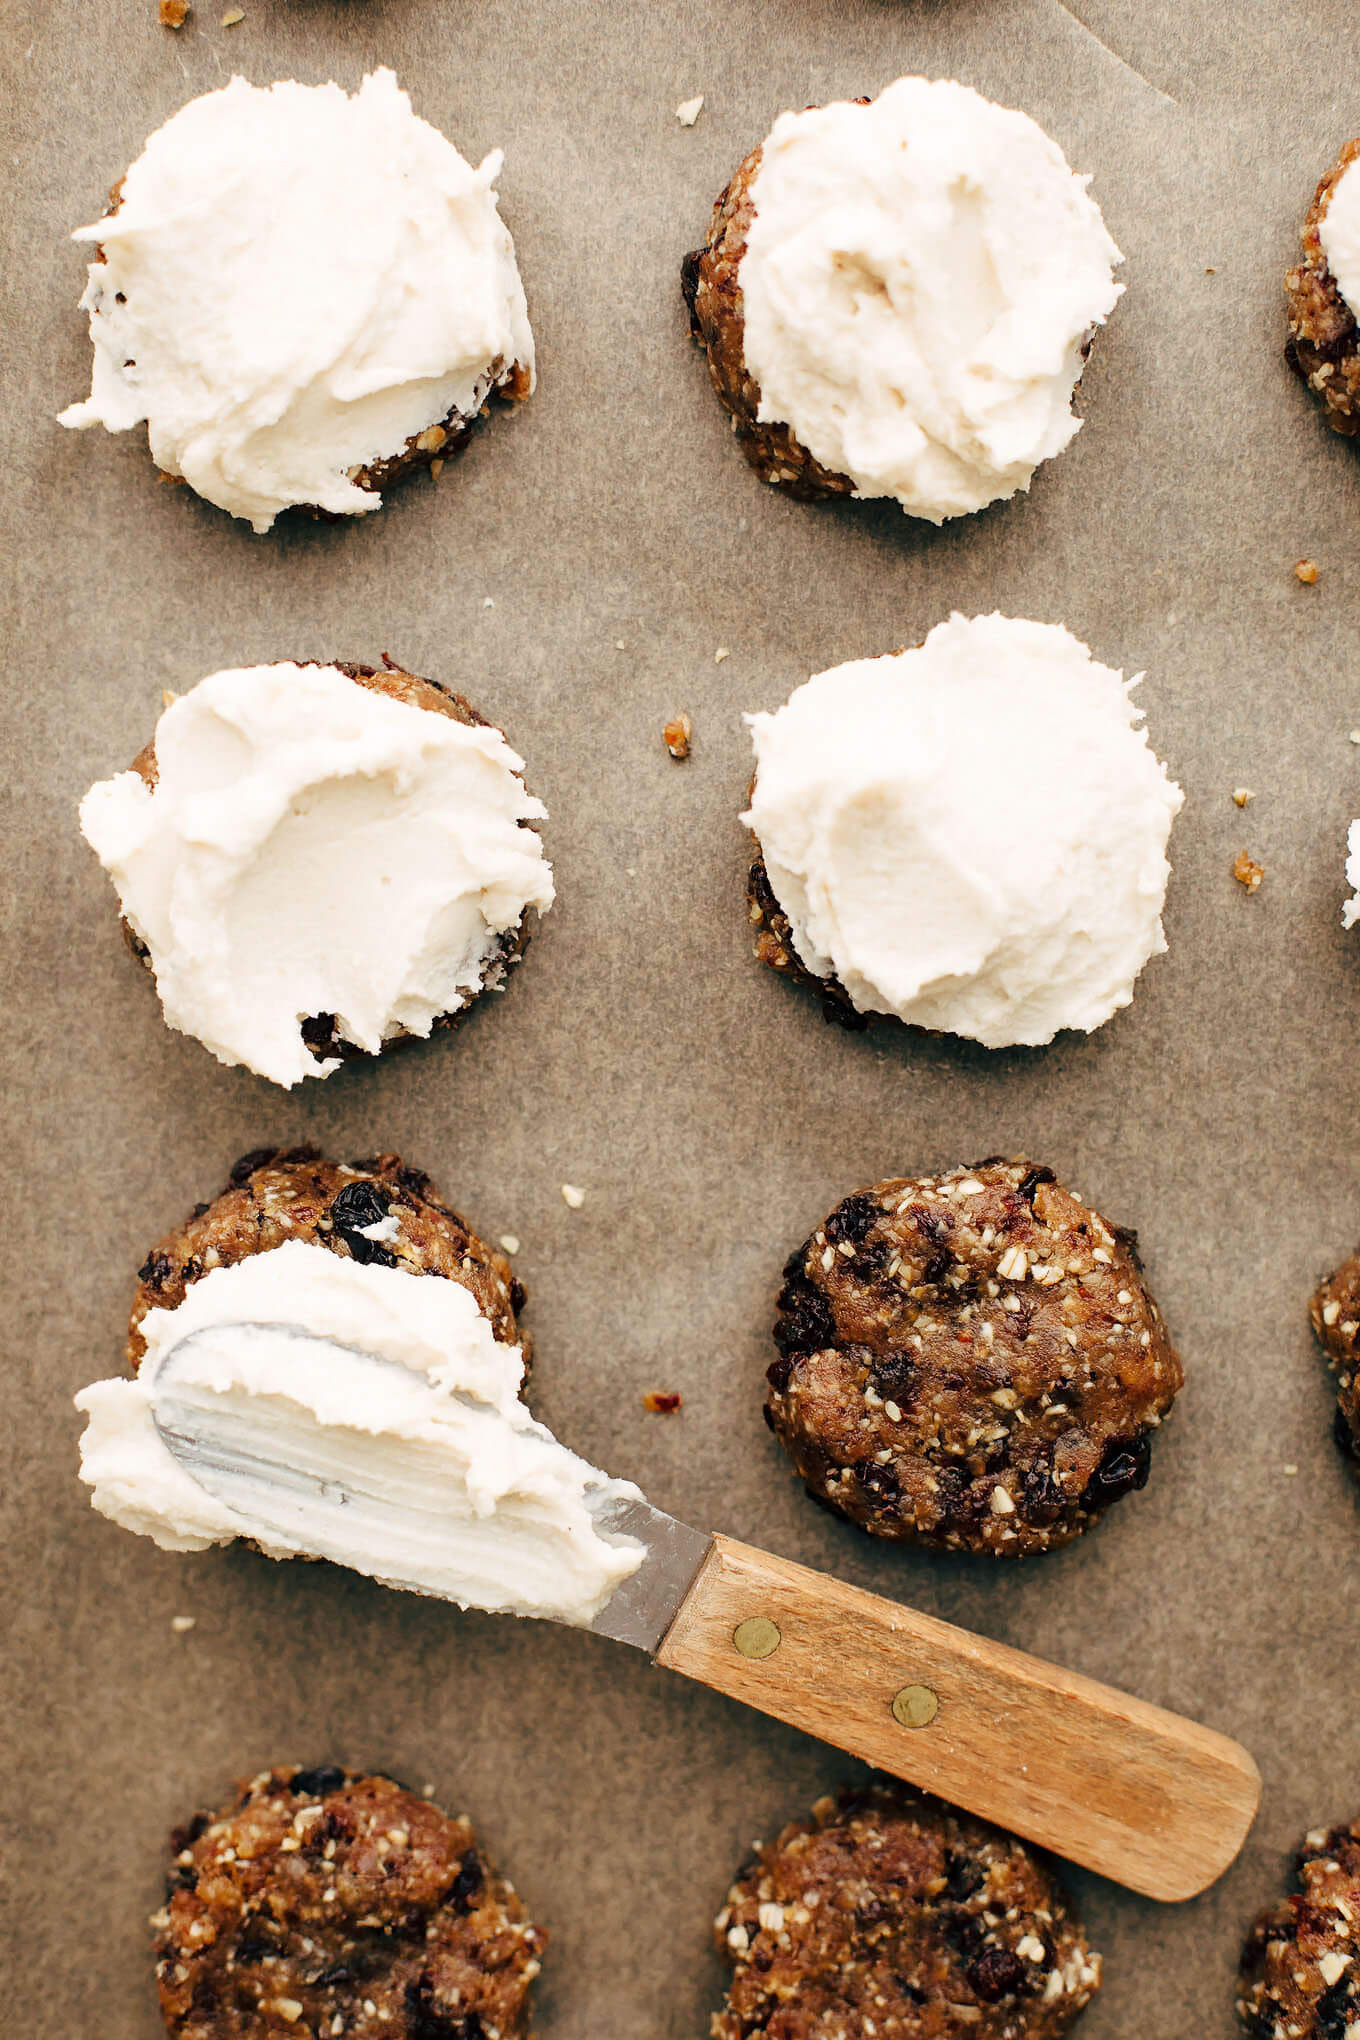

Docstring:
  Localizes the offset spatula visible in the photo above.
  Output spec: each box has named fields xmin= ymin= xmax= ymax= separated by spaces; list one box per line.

xmin=154 ymin=1331 xmax=1260 ymax=1902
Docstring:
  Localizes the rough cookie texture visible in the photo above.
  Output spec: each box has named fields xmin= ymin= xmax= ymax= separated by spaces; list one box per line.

xmin=1309 ymin=1246 xmax=1360 ymax=1470
xmin=747 ymin=844 xmax=867 ymax=1028
xmin=121 ymin=660 xmax=533 ymax=1069
xmin=683 ymin=143 xmax=858 ymax=499
xmin=1238 ymin=1818 xmax=1360 ymax=2037
xmin=153 ymin=1765 xmax=544 ymax=2040
xmin=1285 ymin=140 xmax=1360 ymax=435
xmin=128 ymin=1147 xmax=524 ymax=1372
xmin=765 ymin=1159 xmax=1183 ymax=1555
xmin=712 ymin=1781 xmax=1100 ymax=2040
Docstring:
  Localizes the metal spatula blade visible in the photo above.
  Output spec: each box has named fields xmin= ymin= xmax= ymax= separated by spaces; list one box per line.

xmin=149 ymin=1323 xmax=1261 ymax=1902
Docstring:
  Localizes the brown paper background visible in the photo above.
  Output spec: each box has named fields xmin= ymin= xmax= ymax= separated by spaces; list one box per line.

xmin=5 ymin=0 xmax=1360 ymax=2032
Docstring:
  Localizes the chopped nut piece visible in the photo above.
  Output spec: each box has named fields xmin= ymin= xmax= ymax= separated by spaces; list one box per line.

xmin=497 ymin=1233 xmax=520 ymax=1256
xmin=643 ymin=1390 xmax=683 ymax=1414
xmin=675 ymin=95 xmax=705 ymax=127
xmin=663 ymin=713 xmax=692 ymax=761
xmin=429 ymin=458 xmax=445 ymax=480
xmin=170 ymin=1614 xmax=196 ymax=1633
xmin=1232 ymin=850 xmax=1264 ymax=893
xmin=159 ymin=0 xmax=189 ymax=23
xmin=1295 ymin=558 xmax=1320 ymax=584
xmin=415 ymin=424 xmax=447 ymax=453
xmin=1231 ymin=787 xmax=1254 ymax=807
xmin=220 ymin=4 xmax=244 ymax=20
xmin=714 ymin=645 xmax=730 ymax=663
xmin=560 ymin=1183 xmax=585 ymax=1210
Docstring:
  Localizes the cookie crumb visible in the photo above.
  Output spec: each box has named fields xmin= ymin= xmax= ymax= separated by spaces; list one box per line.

xmin=643 ymin=1390 xmax=684 ymax=1414
xmin=1205 ymin=265 xmax=1217 ymax=275
xmin=663 ymin=713 xmax=692 ymax=760
xmin=220 ymin=4 xmax=243 ymax=20
xmin=498 ymin=1233 xmax=520 ymax=1255
xmin=429 ymin=458 xmax=445 ymax=480
xmin=482 ymin=597 xmax=495 ymax=608
xmin=1231 ymin=787 xmax=1254 ymax=807
xmin=1232 ymin=850 xmax=1264 ymax=892
xmin=714 ymin=645 xmax=730 ymax=663
xmin=170 ymin=1614 xmax=196 ymax=1633
xmin=1295 ymin=558 xmax=1321 ymax=584
xmin=560 ymin=1184 xmax=585 ymax=1210
xmin=158 ymin=0 xmax=188 ymax=24
xmin=676 ymin=95 xmax=705 ymax=127
xmin=1283 ymin=1463 xmax=1299 ymax=1477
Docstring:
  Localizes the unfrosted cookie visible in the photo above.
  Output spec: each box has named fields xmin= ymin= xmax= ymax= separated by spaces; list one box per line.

xmin=60 ymin=70 xmax=534 ymax=529
xmin=126 ymin=1146 xmax=524 ymax=1372
xmin=712 ymin=1780 xmax=1100 ymax=2039
xmin=152 ymin=1764 xmax=545 ymax=2039
xmin=1285 ymin=140 xmax=1360 ymax=435
xmin=1309 ymin=1245 xmax=1360 ymax=1468
xmin=80 ymin=660 xmax=553 ymax=1088
xmin=682 ymin=78 xmax=1122 ymax=522
xmin=1238 ymin=1818 xmax=1360 ymax=2036
xmin=765 ymin=1159 xmax=1183 ymax=1555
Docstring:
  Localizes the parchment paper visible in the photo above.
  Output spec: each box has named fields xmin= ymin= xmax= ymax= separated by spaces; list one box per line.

xmin=4 ymin=1 xmax=1360 ymax=2033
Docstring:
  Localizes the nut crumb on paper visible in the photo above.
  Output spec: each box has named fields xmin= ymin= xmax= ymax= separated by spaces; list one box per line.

xmin=498 ymin=1233 xmax=520 ymax=1256
xmin=676 ymin=95 xmax=705 ymax=127
xmin=1231 ymin=788 xmax=1254 ymax=807
xmin=663 ymin=713 xmax=692 ymax=760
xmin=560 ymin=1184 xmax=585 ymax=1210
xmin=158 ymin=0 xmax=188 ymax=24
xmin=171 ymin=1615 xmax=196 ymax=1633
xmin=220 ymin=5 xmax=244 ymax=22
xmin=714 ymin=646 xmax=730 ymax=664
xmin=643 ymin=1390 xmax=683 ymax=1414
xmin=1295 ymin=559 xmax=1321 ymax=585
xmin=1233 ymin=850 xmax=1264 ymax=893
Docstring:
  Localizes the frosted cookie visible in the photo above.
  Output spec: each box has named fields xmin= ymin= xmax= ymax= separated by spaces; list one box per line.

xmin=743 ymin=614 xmax=1182 ymax=1050
xmin=682 ymin=77 xmax=1122 ymax=521
xmin=765 ymin=1159 xmax=1183 ymax=1555
xmin=1238 ymin=1818 xmax=1360 ymax=2036
xmin=1285 ymin=140 xmax=1360 ymax=434
xmin=59 ymin=70 xmax=534 ymax=529
xmin=79 ymin=660 xmax=554 ymax=1088
xmin=152 ymin=1764 xmax=545 ymax=2040
xmin=1310 ymin=1244 xmax=1360 ymax=1469
xmin=75 ymin=1147 xmax=644 ymax=1626
xmin=712 ymin=1781 xmax=1100 ymax=2039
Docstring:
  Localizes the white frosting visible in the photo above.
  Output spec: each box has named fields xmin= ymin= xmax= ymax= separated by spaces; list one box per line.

xmin=743 ymin=614 xmax=1183 ymax=1049
xmin=1321 ymin=158 xmax=1360 ymax=320
xmin=739 ymin=78 xmax=1123 ymax=523
xmin=59 ymin=69 xmax=534 ymax=531
xmin=74 ymin=1243 xmax=643 ymax=1626
xmin=79 ymin=662 xmax=554 ymax=1088
xmin=1343 ymin=821 xmax=1360 ymax=930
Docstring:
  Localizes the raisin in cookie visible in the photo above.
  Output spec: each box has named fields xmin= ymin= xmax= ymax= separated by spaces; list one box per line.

xmin=765 ymin=1159 xmax=1182 ymax=1555
xmin=1285 ymin=140 xmax=1360 ymax=435
xmin=128 ymin=1146 xmax=524 ymax=1371
xmin=1238 ymin=1818 xmax=1360 ymax=2037
xmin=1309 ymin=1246 xmax=1360 ymax=1469
xmin=712 ymin=1781 xmax=1100 ymax=2039
xmin=152 ymin=1764 xmax=544 ymax=2040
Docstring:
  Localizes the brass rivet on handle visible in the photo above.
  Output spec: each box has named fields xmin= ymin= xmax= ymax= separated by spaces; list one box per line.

xmin=732 ymin=1616 xmax=782 ymax=1660
xmin=891 ymin=1683 xmax=940 ymax=1728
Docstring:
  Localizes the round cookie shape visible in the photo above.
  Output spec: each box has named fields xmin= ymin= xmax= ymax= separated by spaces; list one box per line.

xmin=127 ymin=1146 xmax=524 ymax=1372
xmin=765 ymin=1159 xmax=1183 ymax=1555
xmin=152 ymin=1764 xmax=545 ymax=2040
xmin=713 ymin=1781 xmax=1100 ymax=2039
xmin=742 ymin=616 xmax=1183 ymax=1051
xmin=59 ymin=70 xmax=535 ymax=529
xmin=1309 ymin=1246 xmax=1360 ymax=1468
xmin=1238 ymin=1819 xmax=1360 ymax=2036
xmin=682 ymin=78 xmax=1123 ymax=521
xmin=1285 ymin=140 xmax=1360 ymax=435
xmin=80 ymin=659 xmax=554 ymax=1088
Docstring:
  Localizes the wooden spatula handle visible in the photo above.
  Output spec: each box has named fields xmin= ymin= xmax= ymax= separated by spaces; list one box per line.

xmin=656 ymin=1535 xmax=1259 ymax=1901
